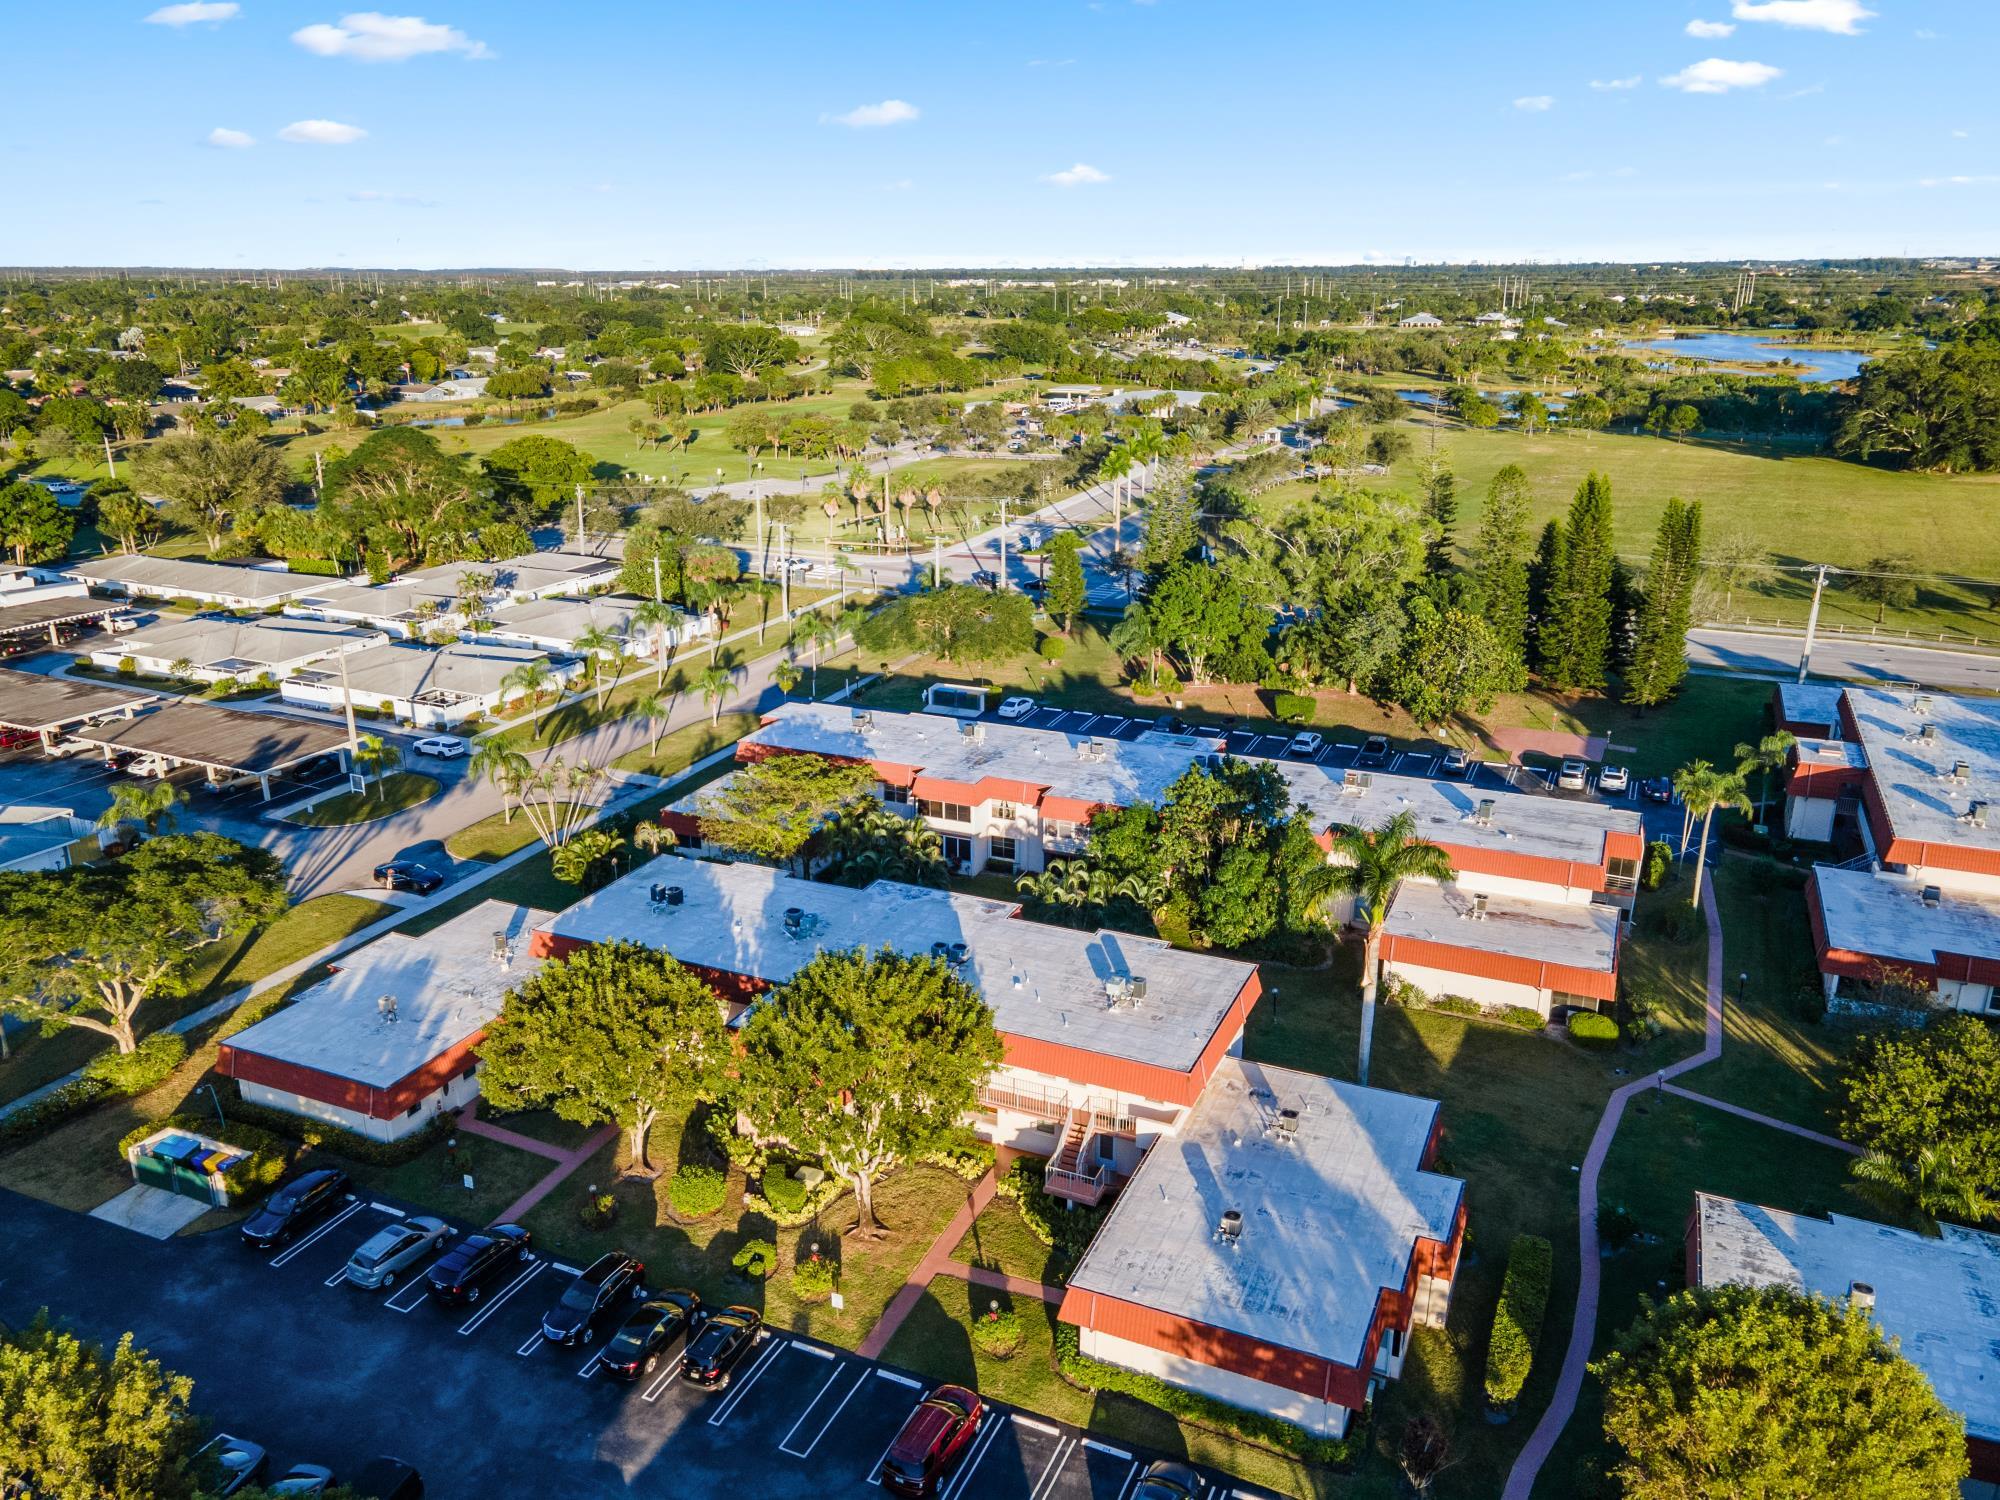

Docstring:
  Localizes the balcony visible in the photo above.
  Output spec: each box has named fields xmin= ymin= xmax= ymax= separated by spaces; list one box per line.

xmin=977 ymin=1079 xmax=1068 ymax=1121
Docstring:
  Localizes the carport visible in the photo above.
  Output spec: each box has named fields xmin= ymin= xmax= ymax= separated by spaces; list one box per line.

xmin=0 ymin=597 xmax=129 ymax=654
xmin=67 ymin=701 xmax=354 ymax=801
xmin=0 ymin=666 xmax=156 ymax=751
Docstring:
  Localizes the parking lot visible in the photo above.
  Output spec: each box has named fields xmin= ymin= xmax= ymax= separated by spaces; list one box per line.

xmin=0 ymin=1187 xmax=1284 ymax=1499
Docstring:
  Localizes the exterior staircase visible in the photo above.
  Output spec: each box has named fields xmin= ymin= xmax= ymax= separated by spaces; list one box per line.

xmin=1044 ymin=1107 xmax=1109 ymax=1206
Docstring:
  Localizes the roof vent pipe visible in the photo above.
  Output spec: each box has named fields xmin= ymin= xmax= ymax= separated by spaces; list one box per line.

xmin=1849 ymin=1281 xmax=1875 ymax=1313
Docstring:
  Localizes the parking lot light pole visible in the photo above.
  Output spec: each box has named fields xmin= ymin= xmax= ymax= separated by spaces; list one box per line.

xmin=201 ymin=1082 xmax=225 ymax=1129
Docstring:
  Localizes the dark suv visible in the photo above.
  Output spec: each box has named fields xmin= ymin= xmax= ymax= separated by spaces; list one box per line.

xmin=240 ymin=1168 xmax=350 ymax=1250
xmin=683 ymin=1305 xmax=763 ymax=1390
xmin=882 ymin=1385 xmax=983 ymax=1495
xmin=425 ymin=1223 xmax=532 ymax=1306
xmin=540 ymin=1252 xmax=645 ymax=1346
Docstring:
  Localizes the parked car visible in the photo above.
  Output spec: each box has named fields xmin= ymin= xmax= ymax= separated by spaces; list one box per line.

xmin=411 ymin=736 xmax=466 ymax=759
xmin=540 ymin=1251 xmax=646 ymax=1346
xmin=351 ymin=1457 xmax=423 ymax=1500
xmin=996 ymin=695 xmax=1036 ymax=721
xmin=373 ymin=861 xmax=444 ymax=895
xmin=240 ymin=1168 xmax=350 ymax=1250
xmin=44 ymin=737 xmax=93 ymax=759
xmin=1598 ymin=764 xmax=1631 ymax=795
xmin=682 ymin=1305 xmax=763 ymax=1390
xmin=1286 ymin=731 xmax=1324 ymax=758
xmin=425 ymin=1223 xmax=531 ymax=1305
xmin=1558 ymin=759 xmax=1591 ymax=791
xmin=968 ymin=569 xmax=998 ymax=590
xmin=601 ymin=1291 xmax=703 ymax=1380
xmin=344 ymin=1215 xmax=450 ymax=1290
xmin=1153 ymin=714 xmax=1191 ymax=736
xmin=882 ymin=1384 xmax=984 ymax=1496
xmin=1357 ymin=734 xmax=1391 ymax=767
xmin=1131 ymin=1459 xmax=1203 ymax=1500
xmin=1639 ymin=775 xmax=1674 ymax=804
xmin=194 ymin=1434 xmax=268 ymax=1496
xmin=0 ymin=728 xmax=37 ymax=752
xmin=266 ymin=1464 xmax=335 ymax=1497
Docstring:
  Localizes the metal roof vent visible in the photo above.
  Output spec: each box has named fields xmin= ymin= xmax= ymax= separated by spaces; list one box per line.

xmin=1216 ymin=1209 xmax=1243 ymax=1246
xmin=1914 ymin=695 xmax=1933 ymax=715
xmin=1950 ymin=759 xmax=1971 ymax=783
xmin=852 ymin=709 xmax=873 ymax=730
xmin=1473 ymin=798 xmax=1496 ymax=827
xmin=492 ymin=931 xmax=513 ymax=968
xmin=1129 ymin=975 xmax=1147 ymax=1000
xmin=1920 ymin=723 xmax=1939 ymax=743
xmin=1472 ymin=892 xmax=1490 ymax=921
xmin=1967 ymin=800 xmax=1990 ymax=829
xmin=1849 ymin=1281 xmax=1876 ymax=1313
xmin=377 ymin=994 xmax=398 ymax=1024
xmin=1921 ymin=885 xmax=1942 ymax=909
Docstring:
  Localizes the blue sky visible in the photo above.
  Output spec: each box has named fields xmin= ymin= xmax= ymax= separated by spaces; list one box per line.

xmin=10 ymin=1 xmax=1996 ymax=268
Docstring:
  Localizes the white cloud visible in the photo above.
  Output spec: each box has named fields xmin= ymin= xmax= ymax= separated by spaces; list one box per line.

xmin=1513 ymin=95 xmax=1555 ymax=111
xmin=822 ymin=99 xmax=920 ymax=128
xmin=145 ymin=2 xmax=238 ymax=24
xmin=1685 ymin=18 xmax=1737 ymax=36
xmin=291 ymin=12 xmax=491 ymax=62
xmin=1915 ymin=28 xmax=1939 ymax=39
xmin=1561 ymin=169 xmax=1593 ymax=182
xmin=1919 ymin=174 xmax=2000 ymax=188
xmin=279 ymin=118 xmax=368 ymax=144
xmin=348 ymin=189 xmax=436 ymax=205
xmin=1660 ymin=58 xmax=1782 ymax=93
xmin=1027 ymin=57 xmax=1076 ymax=67
xmin=1590 ymin=75 xmax=1641 ymax=90
xmin=1729 ymin=0 xmax=1873 ymax=34
xmin=206 ymin=126 xmax=254 ymax=148
xmin=1952 ymin=128 xmax=1969 ymax=138
xmin=1044 ymin=162 xmax=1110 ymax=187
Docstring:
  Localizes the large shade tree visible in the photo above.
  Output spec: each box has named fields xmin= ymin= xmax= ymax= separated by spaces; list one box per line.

xmin=129 ymin=431 xmax=287 ymax=554
xmin=1594 ymin=1283 xmax=1967 ymax=1499
xmin=696 ymin=752 xmax=878 ymax=873
xmin=735 ymin=949 xmax=1001 ymax=1234
xmin=476 ymin=941 xmax=729 ymax=1172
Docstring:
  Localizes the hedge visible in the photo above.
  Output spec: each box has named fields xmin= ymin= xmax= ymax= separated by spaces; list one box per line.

xmin=1482 ymin=1234 xmax=1553 ymax=1407
xmin=218 ymin=1086 xmax=455 ymax=1166
xmin=1567 ymin=1011 xmax=1621 ymax=1050
xmin=994 ymin=1158 xmax=1105 ymax=1261
xmin=760 ymin=1166 xmax=807 ymax=1215
xmin=118 ymin=1112 xmax=294 ymax=1204
xmin=919 ymin=1126 xmax=995 ymax=1183
xmin=81 ymin=1032 xmax=187 ymax=1095
xmin=1054 ymin=1324 xmax=1363 ymax=1468
xmin=667 ymin=1163 xmax=727 ymax=1219
xmin=285 ymin=557 xmax=344 ymax=577
xmin=1271 ymin=691 xmax=1314 ymax=725
xmin=0 ymin=1077 xmax=112 ymax=1150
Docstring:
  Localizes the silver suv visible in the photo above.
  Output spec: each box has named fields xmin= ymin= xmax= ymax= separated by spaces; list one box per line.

xmin=344 ymin=1215 xmax=450 ymax=1290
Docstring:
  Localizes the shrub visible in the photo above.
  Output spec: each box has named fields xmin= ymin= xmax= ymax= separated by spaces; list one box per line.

xmin=81 ymin=1032 xmax=187 ymax=1095
xmin=667 ymin=1163 xmax=727 ymax=1219
xmin=1038 ymin=636 xmax=1068 ymax=662
xmin=1644 ymin=899 xmax=1704 ymax=944
xmin=1641 ymin=839 xmax=1674 ymax=891
xmin=118 ymin=1112 xmax=293 ymax=1203
xmin=1054 ymin=1323 xmax=1362 ymax=1467
xmin=579 ymin=1191 xmax=618 ymax=1230
xmin=970 ymin=1303 xmax=1023 ymax=1358
xmin=1483 ymin=1233 xmax=1553 ymax=1408
xmin=994 ymin=1158 xmax=1106 ymax=1263
xmin=1597 ymin=1202 xmax=1641 ymax=1250
xmin=1568 ymin=1011 xmax=1621 ymax=1050
xmin=284 ymin=557 xmax=344 ymax=577
xmin=1497 ymin=1005 xmax=1547 ymax=1031
xmin=1271 ymin=691 xmax=1314 ymax=725
xmin=761 ymin=1165 xmax=808 ymax=1215
xmin=116 ymin=656 xmax=137 ymax=676
xmin=732 ymin=1239 xmax=776 ymax=1278
xmin=218 ymin=1086 xmax=453 ymax=1166
xmin=791 ymin=1251 xmax=837 ymax=1302
xmin=920 ymin=1126 xmax=996 ymax=1182
xmin=0 ymin=1077 xmax=111 ymax=1148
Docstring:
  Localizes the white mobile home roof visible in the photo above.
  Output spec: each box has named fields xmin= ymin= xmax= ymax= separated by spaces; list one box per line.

xmin=63 ymin=555 xmax=321 ymax=604
xmin=104 ymin=616 xmax=381 ymax=673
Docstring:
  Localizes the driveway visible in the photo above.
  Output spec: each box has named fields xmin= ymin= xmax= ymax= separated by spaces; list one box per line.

xmin=0 ymin=1187 xmax=1283 ymax=1500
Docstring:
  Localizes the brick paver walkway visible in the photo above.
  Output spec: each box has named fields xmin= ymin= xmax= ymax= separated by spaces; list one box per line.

xmin=856 ymin=1169 xmax=998 ymax=1360
xmin=946 ymin=1259 xmax=1063 ymax=1307
xmin=462 ymin=1100 xmax=619 ymax=1226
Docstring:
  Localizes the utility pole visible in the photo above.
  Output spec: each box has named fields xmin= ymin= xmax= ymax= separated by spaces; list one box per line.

xmin=778 ymin=523 xmax=790 ymax=619
xmin=335 ymin=647 xmax=361 ymax=783
xmin=1798 ymin=564 xmax=1831 ymax=683
xmin=933 ymin=534 xmax=941 ymax=591
xmin=998 ymin=496 xmax=1008 ymax=591
xmin=574 ymin=483 xmax=585 ymax=545
xmin=102 ymin=434 xmax=116 ymax=479
xmin=652 ymin=552 xmax=662 ymax=604
xmin=313 ymin=449 xmax=325 ymax=497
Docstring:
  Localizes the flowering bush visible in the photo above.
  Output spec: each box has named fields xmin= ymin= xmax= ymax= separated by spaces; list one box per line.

xmin=971 ymin=1304 xmax=1023 ymax=1358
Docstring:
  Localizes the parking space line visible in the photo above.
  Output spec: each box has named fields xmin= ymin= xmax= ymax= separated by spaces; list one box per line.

xmin=1074 ymin=713 xmax=1100 ymax=734
xmin=516 ymin=1330 xmax=545 ymax=1358
xmin=793 ymin=1340 xmax=836 ymax=1361
xmin=640 ymin=1355 xmax=685 ymax=1403
xmin=933 ymin=1416 xmax=1003 ymax=1500
xmin=550 ymin=1262 xmax=581 ymax=1276
xmin=322 ymin=1263 xmax=351 ymax=1288
xmin=705 ymin=1334 xmax=788 ymax=1427
xmin=576 ymin=1349 xmax=602 ymax=1379
xmin=457 ymin=1260 xmax=543 ymax=1335
xmin=383 ymin=1281 xmax=429 ymax=1313
xmin=269 ymin=1200 xmax=365 ymax=1268
xmin=1082 ymin=1439 xmax=1132 ymax=1460
xmin=368 ymin=1202 xmax=404 ymax=1217
xmin=1110 ymin=1461 xmax=1142 ymax=1500
xmin=874 ymin=1369 xmax=923 ymax=1389
xmin=778 ymin=1362 xmax=857 ymax=1457
xmin=1029 ymin=1436 xmax=1076 ymax=1500
xmin=1011 ymin=1413 xmax=1061 ymax=1436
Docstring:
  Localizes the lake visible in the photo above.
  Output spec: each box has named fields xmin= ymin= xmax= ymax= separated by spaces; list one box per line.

xmin=1619 ymin=332 xmax=1869 ymax=384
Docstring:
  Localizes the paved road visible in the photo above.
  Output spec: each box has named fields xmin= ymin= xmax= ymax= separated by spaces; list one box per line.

xmin=0 ymin=1186 xmax=1282 ymax=1500
xmin=1687 ymin=627 xmax=2000 ymax=693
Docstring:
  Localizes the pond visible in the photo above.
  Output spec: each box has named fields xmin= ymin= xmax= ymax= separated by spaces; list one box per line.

xmin=1619 ymin=332 xmax=1869 ymax=384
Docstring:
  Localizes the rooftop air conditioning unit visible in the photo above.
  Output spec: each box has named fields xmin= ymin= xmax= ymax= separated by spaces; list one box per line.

xmin=1216 ymin=1209 xmax=1243 ymax=1245
xmin=1966 ymin=801 xmax=1989 ymax=829
xmin=1274 ymin=1107 xmax=1300 ymax=1141
xmin=1472 ymin=892 xmax=1490 ymax=921
xmin=1129 ymin=976 xmax=1147 ymax=1000
xmin=782 ymin=907 xmax=807 ymax=939
xmin=947 ymin=942 xmax=970 ymax=966
xmin=1952 ymin=760 xmax=1972 ymax=783
xmin=377 ymin=994 xmax=399 ymax=1024
xmin=1473 ymin=798 xmax=1496 ymax=827
xmin=852 ymin=710 xmax=873 ymax=730
xmin=492 ymin=931 xmax=513 ymax=968
xmin=1914 ymin=695 xmax=1933 ymax=716
xmin=1921 ymin=724 xmax=1939 ymax=743
xmin=1921 ymin=885 xmax=1942 ymax=908
xmin=1343 ymin=769 xmax=1372 ymax=792
xmin=1849 ymin=1281 xmax=1876 ymax=1313
xmin=666 ymin=885 xmax=683 ymax=906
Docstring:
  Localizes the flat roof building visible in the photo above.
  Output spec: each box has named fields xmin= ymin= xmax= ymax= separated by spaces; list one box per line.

xmin=1841 ymin=688 xmax=2000 ymax=884
xmin=58 ymin=554 xmax=324 ymax=608
xmin=1687 ymin=1191 xmax=2000 ymax=1482
xmin=279 ymin=640 xmax=578 ymax=729
xmin=1060 ymin=1057 xmax=1464 ymax=1439
xmin=1378 ymin=879 xmax=1623 ymax=1009
xmin=483 ymin=593 xmax=708 ymax=656
xmin=1774 ymin=681 xmax=1846 ymax=739
xmin=285 ymin=550 xmax=621 ymax=637
xmin=86 ymin=616 xmax=383 ymax=684
xmin=1806 ymin=864 xmax=2000 ymax=1018
xmin=217 ymin=901 xmax=551 ymax=1142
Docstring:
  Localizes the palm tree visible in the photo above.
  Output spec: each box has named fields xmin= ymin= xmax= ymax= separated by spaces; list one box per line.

xmin=773 ymin=660 xmax=803 ymax=698
xmin=499 ymin=658 xmax=551 ymax=709
xmin=1099 ymin=447 xmax=1134 ymax=532
xmin=1850 ymin=1146 xmax=2000 ymax=1235
xmin=95 ymin=779 xmax=187 ymax=840
xmin=795 ymin=609 xmax=840 ymax=699
xmin=352 ymin=733 xmax=400 ymax=799
xmin=1734 ymin=731 xmax=1796 ymax=828
xmin=572 ymin=625 xmax=617 ymax=705
xmin=1108 ymin=601 xmax=1164 ymax=689
xmin=469 ymin=749 xmax=603 ymax=849
xmin=469 ymin=741 xmax=531 ymax=824
xmin=1676 ymin=759 xmax=1750 ymax=909
xmin=631 ymin=690 xmax=672 ymax=759
xmin=1325 ymin=810 xmax=1455 ymax=1087
xmin=633 ymin=820 xmax=672 ymax=858
xmin=454 ymin=569 xmax=494 ymax=631
xmin=1670 ymin=759 xmax=1717 ymax=857
xmin=551 ymin=826 xmax=626 ymax=890
xmin=631 ymin=600 xmax=681 ymax=686
xmin=694 ymin=663 xmax=734 ymax=725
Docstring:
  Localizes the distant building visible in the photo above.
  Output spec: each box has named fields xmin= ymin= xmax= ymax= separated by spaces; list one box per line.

xmin=1687 ymin=1191 xmax=2000 ymax=1483
xmin=279 ymin=640 xmax=579 ymax=728
xmin=57 ymin=555 xmax=323 ymax=610
xmin=0 ymin=805 xmax=97 ymax=873
xmin=1397 ymin=312 xmax=1443 ymax=329
xmin=87 ymin=616 xmax=382 ymax=684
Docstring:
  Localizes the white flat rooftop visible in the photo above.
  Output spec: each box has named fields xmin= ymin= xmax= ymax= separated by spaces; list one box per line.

xmin=1694 ymin=1191 xmax=2000 ymax=1443
xmin=104 ymin=616 xmax=380 ymax=669
xmin=1812 ymin=864 xmax=2000 ymax=965
xmin=1778 ymin=681 xmax=1846 ymax=730
xmin=539 ymin=858 xmax=1257 ymax=1074
xmin=63 ymin=555 xmax=318 ymax=602
xmin=1275 ymin=762 xmax=1639 ymax=871
xmin=224 ymin=901 xmax=551 ymax=1088
xmin=1843 ymin=688 xmax=2000 ymax=858
xmin=1066 ymin=1057 xmax=1463 ymax=1368
xmin=285 ymin=639 xmax=561 ymax=700
xmin=395 ymin=551 xmax=618 ymax=598
xmin=288 ymin=580 xmax=457 ymax=624
xmin=485 ymin=593 xmax=650 ymax=646
xmin=1384 ymin=880 xmax=1621 ymax=973
xmin=1793 ymin=736 xmax=1868 ymax=772
xmin=744 ymin=703 xmax=1221 ymax=811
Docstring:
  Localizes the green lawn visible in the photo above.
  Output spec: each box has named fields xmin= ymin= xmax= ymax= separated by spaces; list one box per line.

xmin=0 ymin=893 xmax=385 ymax=1106
xmin=478 ymin=1106 xmax=601 ymax=1154
xmin=951 ymin=1198 xmax=1060 ymax=1284
xmin=338 ymin=1132 xmax=553 ymax=1227
xmin=1530 ymin=1092 xmax=1885 ymax=1498
xmin=287 ymin=772 xmax=440 ymax=826
xmin=610 ymin=711 xmax=760 ymax=779
xmin=444 ymin=803 xmax=583 ymax=862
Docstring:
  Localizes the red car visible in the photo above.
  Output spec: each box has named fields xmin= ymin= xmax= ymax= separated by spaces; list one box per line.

xmin=882 ymin=1384 xmax=983 ymax=1496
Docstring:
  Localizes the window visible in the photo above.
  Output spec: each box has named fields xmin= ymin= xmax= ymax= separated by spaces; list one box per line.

xmin=459 ymin=1063 xmax=478 ymax=1082
xmin=405 ymin=1101 xmax=422 ymax=1117
xmin=992 ymin=801 xmax=1015 ymax=821
xmin=988 ymin=836 xmax=1017 ymax=874
xmin=920 ymin=799 xmax=972 ymax=824
xmin=882 ymin=783 xmax=911 ymax=806
xmin=1044 ymin=819 xmax=1077 ymax=842
xmin=942 ymin=835 xmax=973 ymax=869
xmin=1605 ymin=856 xmax=1639 ymax=893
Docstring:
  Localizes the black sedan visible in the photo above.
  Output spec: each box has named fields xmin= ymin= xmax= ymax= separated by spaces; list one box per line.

xmin=373 ymin=861 xmax=445 ymax=895
xmin=425 ymin=1223 xmax=532 ymax=1306
xmin=1638 ymin=775 xmax=1675 ymax=804
xmin=240 ymin=1168 xmax=350 ymax=1250
xmin=683 ymin=1305 xmax=763 ymax=1390
xmin=1132 ymin=1460 xmax=1202 ymax=1499
xmin=600 ymin=1291 xmax=702 ymax=1380
xmin=540 ymin=1251 xmax=645 ymax=1346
